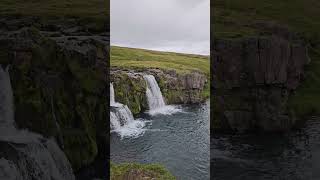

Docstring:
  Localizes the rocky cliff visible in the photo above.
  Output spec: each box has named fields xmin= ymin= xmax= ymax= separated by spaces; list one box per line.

xmin=0 ymin=17 xmax=108 ymax=178
xmin=212 ymin=35 xmax=310 ymax=132
xmin=111 ymin=68 xmax=208 ymax=115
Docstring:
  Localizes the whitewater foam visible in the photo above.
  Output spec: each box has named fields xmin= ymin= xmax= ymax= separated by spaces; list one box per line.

xmin=111 ymin=119 xmax=150 ymax=139
xmin=147 ymin=105 xmax=182 ymax=116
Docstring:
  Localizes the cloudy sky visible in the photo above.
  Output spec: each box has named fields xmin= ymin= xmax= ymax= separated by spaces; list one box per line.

xmin=111 ymin=0 xmax=210 ymax=55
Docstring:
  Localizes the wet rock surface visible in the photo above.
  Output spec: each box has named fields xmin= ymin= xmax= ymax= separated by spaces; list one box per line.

xmin=212 ymin=35 xmax=310 ymax=132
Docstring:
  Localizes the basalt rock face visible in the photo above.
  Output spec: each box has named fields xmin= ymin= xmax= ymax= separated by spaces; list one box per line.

xmin=0 ymin=137 xmax=75 ymax=180
xmin=212 ymin=36 xmax=310 ymax=132
xmin=111 ymin=68 xmax=208 ymax=115
xmin=0 ymin=23 xmax=108 ymax=177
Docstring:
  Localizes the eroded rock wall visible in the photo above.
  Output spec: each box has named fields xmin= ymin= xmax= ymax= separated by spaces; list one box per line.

xmin=0 ymin=26 xmax=108 ymax=173
xmin=212 ymin=36 xmax=310 ymax=132
xmin=110 ymin=68 xmax=208 ymax=115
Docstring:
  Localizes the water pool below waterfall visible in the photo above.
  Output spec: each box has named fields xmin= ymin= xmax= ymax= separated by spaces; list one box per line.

xmin=110 ymin=101 xmax=210 ymax=180
xmin=211 ymin=116 xmax=320 ymax=180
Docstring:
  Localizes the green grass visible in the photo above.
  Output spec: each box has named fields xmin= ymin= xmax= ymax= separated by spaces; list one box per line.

xmin=111 ymin=46 xmax=210 ymax=76
xmin=214 ymin=0 xmax=320 ymax=117
xmin=110 ymin=162 xmax=176 ymax=180
xmin=0 ymin=0 xmax=108 ymax=23
xmin=214 ymin=0 xmax=320 ymax=40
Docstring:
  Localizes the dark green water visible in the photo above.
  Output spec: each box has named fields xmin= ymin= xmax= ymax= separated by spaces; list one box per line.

xmin=212 ymin=117 xmax=320 ymax=180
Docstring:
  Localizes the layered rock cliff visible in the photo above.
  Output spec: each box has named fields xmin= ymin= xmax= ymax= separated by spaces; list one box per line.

xmin=111 ymin=68 xmax=208 ymax=115
xmin=212 ymin=35 xmax=310 ymax=132
xmin=0 ymin=17 xmax=108 ymax=178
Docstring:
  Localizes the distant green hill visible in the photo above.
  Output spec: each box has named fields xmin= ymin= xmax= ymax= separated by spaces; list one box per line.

xmin=111 ymin=46 xmax=210 ymax=76
xmin=214 ymin=0 xmax=320 ymax=117
xmin=0 ymin=0 xmax=109 ymax=30
xmin=0 ymin=0 xmax=108 ymax=19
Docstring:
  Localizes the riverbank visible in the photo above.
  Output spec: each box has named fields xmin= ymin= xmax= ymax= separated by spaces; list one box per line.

xmin=111 ymin=162 xmax=175 ymax=180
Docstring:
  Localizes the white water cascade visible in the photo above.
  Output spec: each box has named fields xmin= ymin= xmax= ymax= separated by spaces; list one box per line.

xmin=110 ymin=83 xmax=146 ymax=138
xmin=143 ymin=75 xmax=181 ymax=115
xmin=143 ymin=75 xmax=166 ymax=109
xmin=0 ymin=66 xmax=75 ymax=180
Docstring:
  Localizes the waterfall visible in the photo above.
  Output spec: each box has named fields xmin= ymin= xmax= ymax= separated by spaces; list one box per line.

xmin=143 ymin=75 xmax=181 ymax=115
xmin=143 ymin=75 xmax=166 ymax=110
xmin=110 ymin=83 xmax=146 ymax=138
xmin=110 ymin=83 xmax=115 ymax=105
xmin=0 ymin=66 xmax=75 ymax=180
xmin=0 ymin=66 xmax=15 ymax=129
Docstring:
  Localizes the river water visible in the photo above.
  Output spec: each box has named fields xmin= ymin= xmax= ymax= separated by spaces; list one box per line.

xmin=110 ymin=101 xmax=210 ymax=180
xmin=211 ymin=116 xmax=320 ymax=180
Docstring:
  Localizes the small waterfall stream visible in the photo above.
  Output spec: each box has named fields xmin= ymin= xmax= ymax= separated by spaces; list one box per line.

xmin=110 ymin=83 xmax=146 ymax=138
xmin=143 ymin=75 xmax=180 ymax=115
xmin=0 ymin=66 xmax=75 ymax=180
xmin=143 ymin=75 xmax=166 ymax=109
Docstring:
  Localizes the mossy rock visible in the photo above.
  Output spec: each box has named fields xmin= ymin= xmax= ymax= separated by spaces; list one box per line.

xmin=111 ymin=162 xmax=176 ymax=180
xmin=0 ymin=27 xmax=108 ymax=171
xmin=111 ymin=72 xmax=147 ymax=115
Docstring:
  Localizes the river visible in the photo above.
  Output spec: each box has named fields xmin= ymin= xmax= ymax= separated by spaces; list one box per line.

xmin=111 ymin=101 xmax=210 ymax=180
xmin=211 ymin=116 xmax=320 ymax=180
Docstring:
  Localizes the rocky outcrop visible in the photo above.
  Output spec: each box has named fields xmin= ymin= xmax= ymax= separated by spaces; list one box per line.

xmin=0 ymin=19 xmax=108 ymax=179
xmin=0 ymin=136 xmax=75 ymax=180
xmin=111 ymin=68 xmax=208 ymax=115
xmin=212 ymin=36 xmax=310 ymax=132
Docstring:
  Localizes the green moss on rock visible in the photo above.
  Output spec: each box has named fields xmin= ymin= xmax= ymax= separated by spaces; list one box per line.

xmin=111 ymin=162 xmax=175 ymax=180
xmin=111 ymin=72 xmax=147 ymax=115
xmin=1 ymin=27 xmax=107 ymax=171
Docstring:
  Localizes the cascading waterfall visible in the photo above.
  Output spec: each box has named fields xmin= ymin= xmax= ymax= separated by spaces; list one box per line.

xmin=110 ymin=83 xmax=146 ymax=138
xmin=0 ymin=66 xmax=75 ymax=180
xmin=110 ymin=83 xmax=116 ymax=105
xmin=143 ymin=75 xmax=181 ymax=115
xmin=143 ymin=75 xmax=166 ymax=109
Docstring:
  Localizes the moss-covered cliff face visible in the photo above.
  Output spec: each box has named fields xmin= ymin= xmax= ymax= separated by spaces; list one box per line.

xmin=111 ymin=68 xmax=208 ymax=115
xmin=0 ymin=26 xmax=108 ymax=171
xmin=110 ymin=70 xmax=148 ymax=115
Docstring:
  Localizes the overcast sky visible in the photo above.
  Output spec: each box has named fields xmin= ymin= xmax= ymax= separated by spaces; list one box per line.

xmin=111 ymin=0 xmax=210 ymax=55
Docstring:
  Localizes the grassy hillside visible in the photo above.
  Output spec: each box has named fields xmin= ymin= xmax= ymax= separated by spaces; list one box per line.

xmin=111 ymin=46 xmax=210 ymax=76
xmin=0 ymin=0 xmax=108 ymax=18
xmin=213 ymin=0 xmax=320 ymax=117
xmin=0 ymin=0 xmax=109 ymax=28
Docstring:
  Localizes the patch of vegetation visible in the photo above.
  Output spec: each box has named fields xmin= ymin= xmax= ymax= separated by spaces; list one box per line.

xmin=0 ymin=0 xmax=108 ymax=19
xmin=0 ymin=0 xmax=109 ymax=31
xmin=111 ymin=46 xmax=210 ymax=76
xmin=111 ymin=162 xmax=175 ymax=180
xmin=214 ymin=0 xmax=320 ymax=116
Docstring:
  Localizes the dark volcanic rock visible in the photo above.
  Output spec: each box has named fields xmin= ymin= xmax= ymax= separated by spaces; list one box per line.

xmin=0 ymin=26 xmax=108 ymax=177
xmin=212 ymin=36 xmax=310 ymax=132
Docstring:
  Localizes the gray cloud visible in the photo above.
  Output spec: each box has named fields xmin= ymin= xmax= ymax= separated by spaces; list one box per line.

xmin=111 ymin=0 xmax=210 ymax=55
